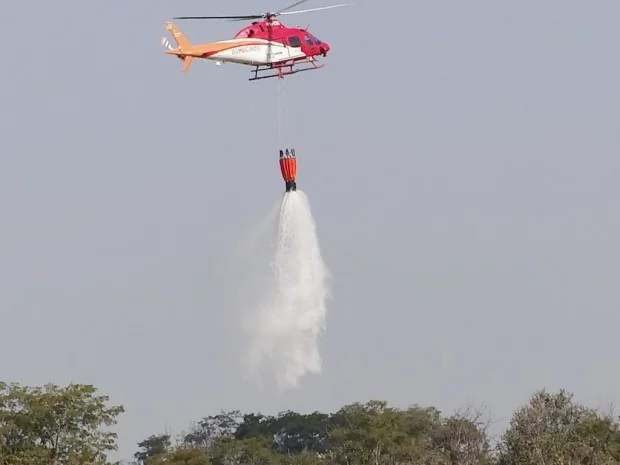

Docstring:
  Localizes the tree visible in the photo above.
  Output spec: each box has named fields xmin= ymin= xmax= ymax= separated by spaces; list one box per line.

xmin=146 ymin=446 xmax=211 ymax=465
xmin=269 ymin=411 xmax=334 ymax=454
xmin=325 ymin=400 xmax=494 ymax=465
xmin=233 ymin=410 xmax=335 ymax=454
xmin=0 ymin=381 xmax=125 ymax=465
xmin=497 ymin=389 xmax=620 ymax=465
xmin=209 ymin=436 xmax=278 ymax=465
xmin=182 ymin=410 xmax=336 ymax=456
xmin=183 ymin=411 xmax=244 ymax=452
xmin=134 ymin=434 xmax=172 ymax=464
xmin=432 ymin=405 xmax=495 ymax=465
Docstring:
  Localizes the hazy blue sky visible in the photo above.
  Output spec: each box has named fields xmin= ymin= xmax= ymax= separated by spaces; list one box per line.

xmin=1 ymin=0 xmax=619 ymax=461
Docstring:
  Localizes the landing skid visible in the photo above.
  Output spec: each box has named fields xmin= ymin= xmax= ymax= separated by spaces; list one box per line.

xmin=249 ymin=57 xmax=325 ymax=81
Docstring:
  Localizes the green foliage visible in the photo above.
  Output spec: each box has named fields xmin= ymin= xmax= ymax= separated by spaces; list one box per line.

xmin=497 ymin=389 xmax=620 ymax=465
xmin=2 ymin=380 xmax=620 ymax=465
xmin=146 ymin=446 xmax=211 ymax=465
xmin=325 ymin=400 xmax=493 ymax=465
xmin=134 ymin=434 xmax=172 ymax=464
xmin=146 ymin=399 xmax=495 ymax=465
xmin=135 ymin=391 xmax=620 ymax=465
xmin=0 ymin=381 xmax=124 ymax=465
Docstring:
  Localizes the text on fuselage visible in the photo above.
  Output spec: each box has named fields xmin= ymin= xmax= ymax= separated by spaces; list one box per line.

xmin=232 ymin=45 xmax=260 ymax=54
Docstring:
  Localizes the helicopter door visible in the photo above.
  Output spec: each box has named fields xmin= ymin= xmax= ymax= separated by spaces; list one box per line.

xmin=278 ymin=38 xmax=291 ymax=58
xmin=286 ymin=35 xmax=302 ymax=56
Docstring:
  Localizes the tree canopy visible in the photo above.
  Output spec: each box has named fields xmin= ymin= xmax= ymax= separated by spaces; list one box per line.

xmin=0 ymin=381 xmax=124 ymax=465
xmin=1 ymin=380 xmax=619 ymax=465
xmin=131 ymin=390 xmax=620 ymax=465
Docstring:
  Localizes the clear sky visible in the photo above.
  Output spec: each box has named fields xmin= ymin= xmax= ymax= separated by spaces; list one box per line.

xmin=1 ymin=0 xmax=619 ymax=461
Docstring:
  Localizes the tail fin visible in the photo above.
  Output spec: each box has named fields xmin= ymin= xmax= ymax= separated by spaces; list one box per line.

xmin=166 ymin=22 xmax=192 ymax=51
xmin=164 ymin=22 xmax=195 ymax=72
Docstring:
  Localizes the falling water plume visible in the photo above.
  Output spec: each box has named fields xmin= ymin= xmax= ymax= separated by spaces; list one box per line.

xmin=242 ymin=189 xmax=330 ymax=390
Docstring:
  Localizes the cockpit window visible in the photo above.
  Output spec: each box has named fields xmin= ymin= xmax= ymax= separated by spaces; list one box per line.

xmin=310 ymin=34 xmax=321 ymax=44
xmin=288 ymin=35 xmax=302 ymax=47
xmin=304 ymin=34 xmax=314 ymax=46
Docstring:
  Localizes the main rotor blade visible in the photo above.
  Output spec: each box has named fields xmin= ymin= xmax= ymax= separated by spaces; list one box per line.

xmin=171 ymin=1 xmax=352 ymax=22
xmin=173 ymin=15 xmax=262 ymax=20
xmin=278 ymin=3 xmax=353 ymax=15
xmin=277 ymin=0 xmax=313 ymax=14
xmin=228 ymin=17 xmax=262 ymax=21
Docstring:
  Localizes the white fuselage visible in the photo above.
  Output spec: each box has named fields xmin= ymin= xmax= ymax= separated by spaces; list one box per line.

xmin=207 ymin=39 xmax=306 ymax=65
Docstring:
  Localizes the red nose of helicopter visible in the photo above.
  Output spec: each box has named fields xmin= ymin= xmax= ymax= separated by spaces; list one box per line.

xmin=320 ymin=42 xmax=330 ymax=56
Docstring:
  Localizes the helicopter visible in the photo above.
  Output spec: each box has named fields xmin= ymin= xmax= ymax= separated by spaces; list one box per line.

xmin=161 ymin=0 xmax=351 ymax=81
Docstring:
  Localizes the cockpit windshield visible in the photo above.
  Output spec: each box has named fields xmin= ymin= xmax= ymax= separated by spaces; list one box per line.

xmin=309 ymin=34 xmax=321 ymax=44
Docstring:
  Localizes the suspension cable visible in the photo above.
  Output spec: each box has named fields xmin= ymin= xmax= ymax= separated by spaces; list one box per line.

xmin=276 ymin=78 xmax=288 ymax=148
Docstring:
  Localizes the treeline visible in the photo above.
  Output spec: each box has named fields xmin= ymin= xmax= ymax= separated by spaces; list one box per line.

xmin=1 ymin=381 xmax=620 ymax=465
xmin=132 ymin=393 xmax=620 ymax=465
